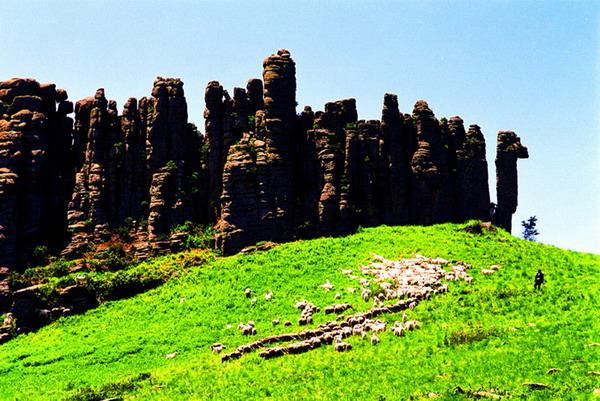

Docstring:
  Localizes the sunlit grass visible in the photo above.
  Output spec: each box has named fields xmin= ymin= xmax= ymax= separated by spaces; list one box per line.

xmin=0 ymin=223 xmax=598 ymax=400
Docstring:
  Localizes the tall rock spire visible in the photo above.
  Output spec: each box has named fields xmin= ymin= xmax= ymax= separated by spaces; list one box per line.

xmin=494 ymin=130 xmax=529 ymax=232
xmin=261 ymin=49 xmax=297 ymax=241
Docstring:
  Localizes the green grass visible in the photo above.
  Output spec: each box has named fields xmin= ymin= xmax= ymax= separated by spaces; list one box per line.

xmin=8 ymin=249 xmax=214 ymax=308
xmin=0 ymin=223 xmax=598 ymax=400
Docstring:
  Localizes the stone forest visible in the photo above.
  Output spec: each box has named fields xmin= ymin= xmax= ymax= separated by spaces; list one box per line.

xmin=0 ymin=49 xmax=528 ymax=320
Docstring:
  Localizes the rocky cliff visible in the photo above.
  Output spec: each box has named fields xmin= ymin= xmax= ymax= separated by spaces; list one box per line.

xmin=0 ymin=49 xmax=528 ymax=305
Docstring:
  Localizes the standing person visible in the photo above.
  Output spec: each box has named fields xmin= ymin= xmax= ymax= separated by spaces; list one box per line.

xmin=534 ymin=269 xmax=545 ymax=290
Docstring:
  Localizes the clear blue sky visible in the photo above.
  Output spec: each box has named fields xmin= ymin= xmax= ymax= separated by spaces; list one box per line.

xmin=2 ymin=1 xmax=598 ymax=254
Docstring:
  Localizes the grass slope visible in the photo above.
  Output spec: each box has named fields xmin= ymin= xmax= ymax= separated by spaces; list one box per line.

xmin=0 ymin=223 xmax=598 ymax=400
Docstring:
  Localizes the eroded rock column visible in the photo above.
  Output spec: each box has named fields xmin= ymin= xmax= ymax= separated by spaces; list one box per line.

xmin=494 ymin=131 xmax=528 ymax=232
xmin=261 ymin=49 xmax=297 ymax=241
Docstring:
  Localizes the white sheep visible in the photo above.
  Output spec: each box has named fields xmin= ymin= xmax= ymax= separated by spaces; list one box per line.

xmin=211 ymin=343 xmax=226 ymax=353
xmin=370 ymin=333 xmax=380 ymax=345
xmin=334 ymin=292 xmax=341 ymax=300
xmin=238 ymin=321 xmax=257 ymax=335
xmin=352 ymin=325 xmax=364 ymax=336
xmin=391 ymin=322 xmax=405 ymax=336
xmin=334 ymin=341 xmax=352 ymax=352
xmin=295 ymin=300 xmax=308 ymax=309
xmin=370 ymin=320 xmax=387 ymax=333
xmin=404 ymin=320 xmax=421 ymax=331
xmin=75 ymin=275 xmax=87 ymax=286
xmin=2 ymin=313 xmax=14 ymax=327
xmin=320 ymin=280 xmax=334 ymax=291
xmin=245 ymin=288 xmax=252 ymax=298
xmin=361 ymin=288 xmax=371 ymax=301
xmin=264 ymin=290 xmax=273 ymax=301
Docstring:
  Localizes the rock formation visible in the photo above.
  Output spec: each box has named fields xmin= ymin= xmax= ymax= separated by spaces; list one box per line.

xmin=61 ymin=77 xmax=203 ymax=257
xmin=380 ymin=93 xmax=412 ymax=225
xmin=261 ymin=49 xmax=297 ymax=241
xmin=452 ymin=120 xmax=491 ymax=222
xmin=0 ymin=79 xmax=74 ymax=268
xmin=0 ymin=49 xmax=529 ymax=305
xmin=493 ymin=131 xmax=529 ymax=231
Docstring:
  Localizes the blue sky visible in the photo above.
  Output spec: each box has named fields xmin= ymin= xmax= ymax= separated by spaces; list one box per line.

xmin=1 ymin=1 xmax=598 ymax=253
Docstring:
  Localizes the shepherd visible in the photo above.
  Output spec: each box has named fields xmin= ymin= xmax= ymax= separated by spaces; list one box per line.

xmin=534 ymin=269 xmax=545 ymax=290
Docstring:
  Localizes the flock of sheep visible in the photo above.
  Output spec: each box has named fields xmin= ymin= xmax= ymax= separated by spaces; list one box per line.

xmin=216 ymin=254 xmax=498 ymax=362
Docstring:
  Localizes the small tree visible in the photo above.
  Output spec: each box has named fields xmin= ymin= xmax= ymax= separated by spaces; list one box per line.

xmin=521 ymin=216 xmax=539 ymax=241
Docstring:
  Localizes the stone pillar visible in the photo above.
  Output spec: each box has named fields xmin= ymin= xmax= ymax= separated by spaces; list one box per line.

xmin=381 ymin=93 xmax=412 ymax=225
xmin=494 ymin=131 xmax=528 ymax=232
xmin=0 ymin=78 xmax=75 ymax=268
xmin=120 ymin=97 xmax=145 ymax=221
xmin=261 ymin=49 xmax=297 ymax=241
xmin=453 ymin=123 xmax=490 ymax=221
xmin=204 ymin=81 xmax=224 ymax=221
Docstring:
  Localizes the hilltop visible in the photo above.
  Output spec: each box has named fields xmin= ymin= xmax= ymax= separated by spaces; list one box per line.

xmin=1 ymin=50 xmax=528 ymax=316
xmin=0 ymin=222 xmax=598 ymax=400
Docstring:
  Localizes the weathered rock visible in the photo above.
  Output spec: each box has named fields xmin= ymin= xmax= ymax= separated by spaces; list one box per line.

xmin=356 ymin=120 xmax=382 ymax=226
xmin=0 ymin=267 xmax=11 ymax=312
xmin=453 ymin=121 xmax=491 ymax=221
xmin=64 ymin=89 xmax=116 ymax=256
xmin=147 ymin=164 xmax=185 ymax=241
xmin=0 ymin=78 xmax=75 ymax=270
xmin=410 ymin=100 xmax=453 ymax=224
xmin=494 ymin=131 xmax=528 ymax=231
xmin=10 ymin=284 xmax=45 ymax=332
xmin=381 ymin=93 xmax=412 ymax=225
xmin=337 ymin=128 xmax=358 ymax=232
xmin=246 ymin=78 xmax=264 ymax=115
xmin=59 ymin=285 xmax=97 ymax=313
xmin=63 ymin=77 xmax=202 ymax=255
xmin=261 ymin=49 xmax=296 ymax=241
xmin=310 ymin=129 xmax=342 ymax=234
xmin=120 ymin=97 xmax=146 ymax=221
xmin=204 ymin=81 xmax=225 ymax=221
xmin=215 ymin=135 xmax=261 ymax=254
xmin=0 ymin=50 xmax=529 ymax=281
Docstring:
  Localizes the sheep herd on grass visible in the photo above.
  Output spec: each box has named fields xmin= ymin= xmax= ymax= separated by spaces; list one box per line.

xmin=216 ymin=254 xmax=497 ymax=362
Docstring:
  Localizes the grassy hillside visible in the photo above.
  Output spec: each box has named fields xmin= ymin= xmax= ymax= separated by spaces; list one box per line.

xmin=0 ymin=223 xmax=598 ymax=400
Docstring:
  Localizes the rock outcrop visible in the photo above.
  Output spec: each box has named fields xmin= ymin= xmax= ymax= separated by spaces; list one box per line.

xmin=452 ymin=120 xmax=491 ymax=222
xmin=0 ymin=50 xmax=529 ymax=301
xmin=493 ymin=131 xmax=529 ymax=231
xmin=62 ymin=78 xmax=203 ymax=257
xmin=0 ymin=78 xmax=74 ymax=271
xmin=261 ymin=49 xmax=297 ymax=242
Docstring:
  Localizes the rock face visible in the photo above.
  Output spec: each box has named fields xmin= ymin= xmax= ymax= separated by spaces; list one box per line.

xmin=62 ymin=78 xmax=203 ymax=257
xmin=453 ymin=120 xmax=491 ymax=222
xmin=0 ymin=78 xmax=74 ymax=277
xmin=493 ymin=131 xmax=529 ymax=231
xmin=261 ymin=49 xmax=297 ymax=241
xmin=0 ymin=50 xmax=529 ymax=294
xmin=144 ymin=77 xmax=201 ymax=242
xmin=64 ymin=89 xmax=120 ymax=255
